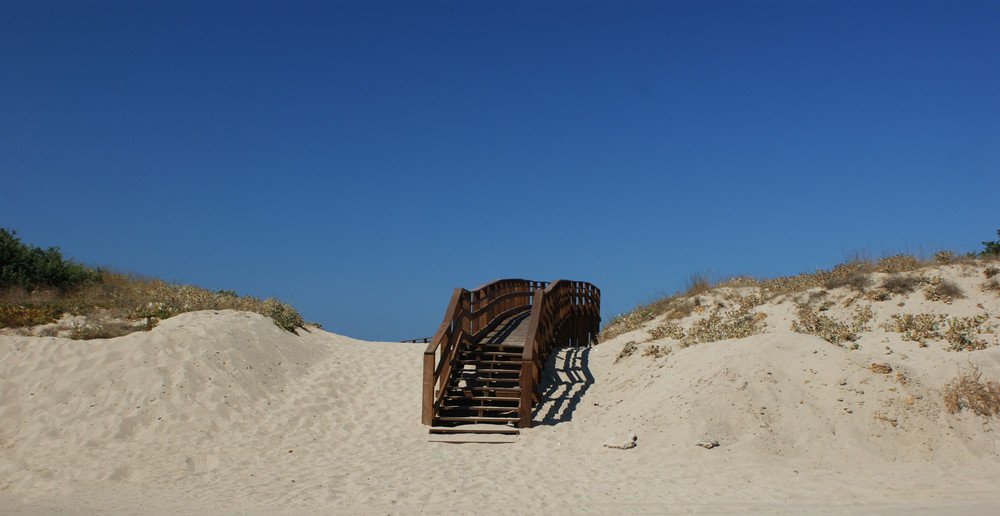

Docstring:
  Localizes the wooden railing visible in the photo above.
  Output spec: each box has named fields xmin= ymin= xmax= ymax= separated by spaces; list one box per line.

xmin=421 ymin=279 xmax=548 ymax=425
xmin=518 ymin=280 xmax=600 ymax=427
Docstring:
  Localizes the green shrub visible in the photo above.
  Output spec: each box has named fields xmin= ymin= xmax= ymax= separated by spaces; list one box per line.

xmin=982 ymin=230 xmax=1000 ymax=257
xmin=0 ymin=228 xmax=100 ymax=291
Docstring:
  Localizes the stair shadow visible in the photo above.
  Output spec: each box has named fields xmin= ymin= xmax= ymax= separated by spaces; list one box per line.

xmin=532 ymin=346 xmax=594 ymax=427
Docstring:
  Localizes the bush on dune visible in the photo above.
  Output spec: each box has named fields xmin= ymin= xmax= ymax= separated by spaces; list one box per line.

xmin=0 ymin=228 xmax=304 ymax=334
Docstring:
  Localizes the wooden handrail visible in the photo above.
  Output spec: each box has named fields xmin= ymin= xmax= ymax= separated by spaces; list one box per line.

xmin=421 ymin=279 xmax=549 ymax=425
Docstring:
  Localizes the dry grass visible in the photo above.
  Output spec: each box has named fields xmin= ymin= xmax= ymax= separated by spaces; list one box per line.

xmin=880 ymin=274 xmax=921 ymax=295
xmin=0 ymin=270 xmax=304 ymax=335
xmin=942 ymin=365 xmax=1000 ymax=417
xmin=824 ymin=271 xmax=872 ymax=292
xmin=984 ymin=266 xmax=999 ymax=279
xmin=683 ymin=271 xmax=715 ymax=296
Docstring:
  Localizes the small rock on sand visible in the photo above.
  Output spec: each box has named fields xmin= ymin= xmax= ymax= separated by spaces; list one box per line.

xmin=604 ymin=432 xmax=637 ymax=450
xmin=695 ymin=439 xmax=719 ymax=449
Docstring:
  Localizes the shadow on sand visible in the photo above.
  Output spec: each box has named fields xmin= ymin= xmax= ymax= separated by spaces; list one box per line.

xmin=532 ymin=345 xmax=594 ymax=426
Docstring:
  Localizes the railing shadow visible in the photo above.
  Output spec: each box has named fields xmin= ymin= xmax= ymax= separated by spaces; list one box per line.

xmin=482 ymin=310 xmax=531 ymax=345
xmin=531 ymin=345 xmax=594 ymax=426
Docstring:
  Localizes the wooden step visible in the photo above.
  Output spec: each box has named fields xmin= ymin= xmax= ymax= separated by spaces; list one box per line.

xmin=435 ymin=416 xmax=519 ymax=424
xmin=439 ymin=405 xmax=519 ymax=412
xmin=458 ymin=350 xmax=521 ymax=363
xmin=463 ymin=360 xmax=521 ymax=368
xmin=455 ymin=369 xmax=519 ymax=378
xmin=465 ymin=345 xmax=524 ymax=354
xmin=447 ymin=386 xmax=521 ymax=394
xmin=469 ymin=368 xmax=520 ymax=375
xmin=444 ymin=395 xmax=519 ymax=403
xmin=428 ymin=424 xmax=520 ymax=443
xmin=458 ymin=377 xmax=520 ymax=384
xmin=429 ymin=425 xmax=519 ymax=435
xmin=452 ymin=381 xmax=521 ymax=391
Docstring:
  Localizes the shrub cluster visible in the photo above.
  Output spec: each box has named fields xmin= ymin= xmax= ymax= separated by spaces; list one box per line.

xmin=882 ymin=312 xmax=993 ymax=351
xmin=982 ymin=230 xmax=1000 ymax=257
xmin=791 ymin=304 xmax=873 ymax=347
xmin=0 ymin=229 xmax=304 ymax=334
xmin=0 ymin=229 xmax=100 ymax=291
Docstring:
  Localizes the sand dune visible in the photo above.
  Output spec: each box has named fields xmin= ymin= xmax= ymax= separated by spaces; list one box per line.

xmin=2 ymin=262 xmax=999 ymax=513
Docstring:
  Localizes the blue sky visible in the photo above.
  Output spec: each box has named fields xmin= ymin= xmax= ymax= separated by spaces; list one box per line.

xmin=2 ymin=1 xmax=998 ymax=341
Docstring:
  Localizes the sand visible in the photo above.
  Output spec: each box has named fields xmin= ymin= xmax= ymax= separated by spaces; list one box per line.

xmin=2 ymin=262 xmax=999 ymax=514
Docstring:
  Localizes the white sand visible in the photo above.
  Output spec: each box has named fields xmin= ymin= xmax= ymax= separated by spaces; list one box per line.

xmin=2 ymin=262 xmax=999 ymax=514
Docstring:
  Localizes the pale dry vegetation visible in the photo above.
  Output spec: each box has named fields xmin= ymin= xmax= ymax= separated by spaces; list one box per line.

xmin=880 ymin=274 xmax=921 ymax=295
xmin=923 ymin=278 xmax=966 ymax=304
xmin=943 ymin=365 xmax=1000 ymax=417
xmin=791 ymin=304 xmax=874 ymax=347
xmin=882 ymin=313 xmax=994 ymax=351
xmin=615 ymin=341 xmax=638 ymax=363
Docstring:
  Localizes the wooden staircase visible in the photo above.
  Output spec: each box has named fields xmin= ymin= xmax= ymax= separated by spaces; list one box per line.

xmin=429 ymin=311 xmax=529 ymax=437
xmin=422 ymin=279 xmax=600 ymax=442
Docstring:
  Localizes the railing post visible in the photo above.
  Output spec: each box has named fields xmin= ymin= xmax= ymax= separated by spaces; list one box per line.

xmin=518 ymin=357 xmax=533 ymax=428
xmin=422 ymin=351 xmax=435 ymax=425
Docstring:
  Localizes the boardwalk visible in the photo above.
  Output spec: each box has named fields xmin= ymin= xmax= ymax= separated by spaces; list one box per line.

xmin=422 ymin=279 xmax=600 ymax=438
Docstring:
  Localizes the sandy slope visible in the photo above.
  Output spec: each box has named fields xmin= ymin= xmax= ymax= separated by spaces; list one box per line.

xmin=1 ymin=263 xmax=999 ymax=514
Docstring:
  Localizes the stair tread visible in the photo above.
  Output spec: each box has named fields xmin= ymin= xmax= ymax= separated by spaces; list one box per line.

xmin=429 ymin=425 xmax=520 ymax=436
xmin=440 ymin=405 xmax=519 ymax=412
xmin=436 ymin=416 xmax=519 ymax=423
xmin=447 ymin=386 xmax=521 ymax=393
xmin=444 ymin=395 xmax=519 ymax=402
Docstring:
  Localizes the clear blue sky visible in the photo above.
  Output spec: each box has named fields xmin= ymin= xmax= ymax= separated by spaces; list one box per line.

xmin=2 ymin=1 xmax=998 ymax=341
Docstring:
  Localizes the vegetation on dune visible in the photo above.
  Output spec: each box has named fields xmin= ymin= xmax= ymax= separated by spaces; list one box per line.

xmin=791 ymin=304 xmax=873 ymax=348
xmin=601 ymin=230 xmax=1000 ymax=349
xmin=981 ymin=230 xmax=1000 ymax=257
xmin=943 ymin=365 xmax=1000 ymax=417
xmin=0 ymin=228 xmax=304 ymax=335
xmin=0 ymin=228 xmax=100 ymax=292
xmin=600 ymin=252 xmax=927 ymax=342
